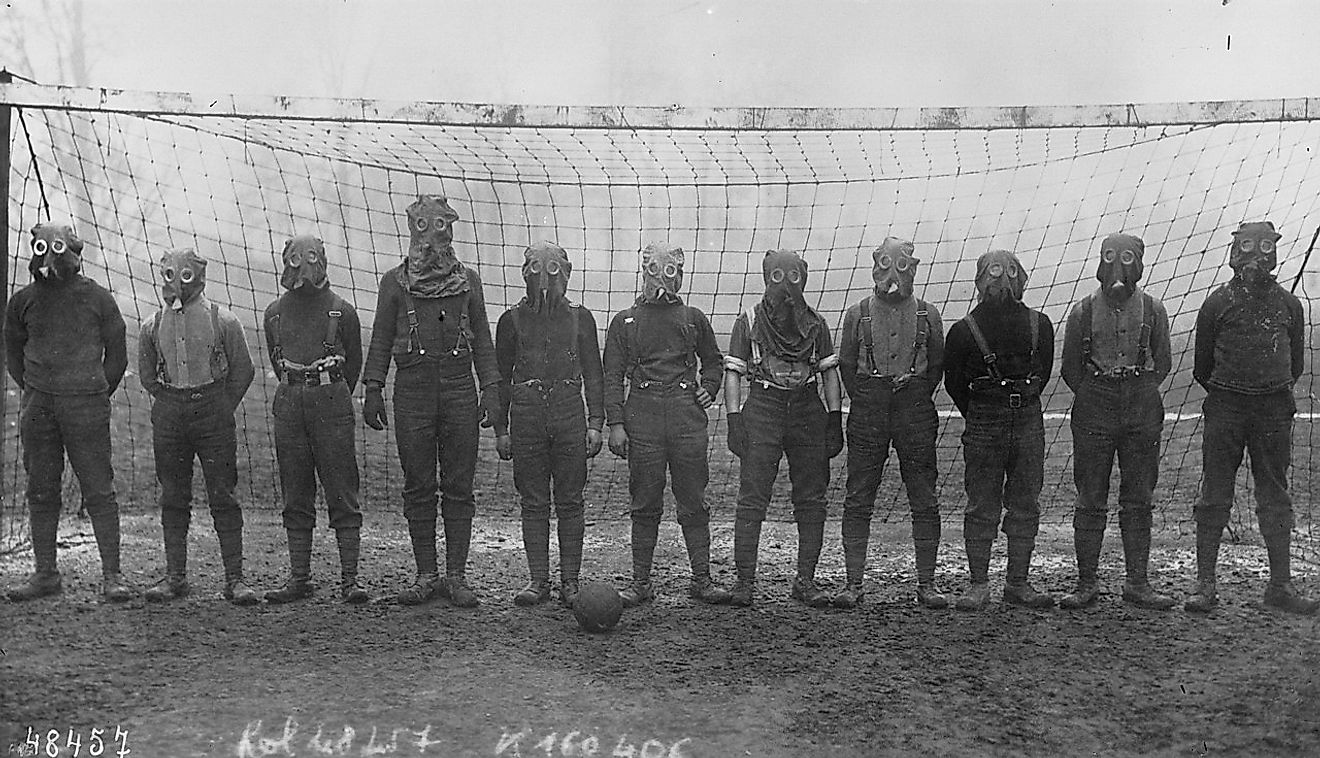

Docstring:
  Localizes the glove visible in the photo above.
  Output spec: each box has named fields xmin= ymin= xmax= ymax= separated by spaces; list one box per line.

xmin=496 ymin=434 xmax=513 ymax=461
xmin=826 ymin=410 xmax=844 ymax=458
xmin=607 ymin=424 xmax=629 ymax=458
xmin=726 ymin=411 xmax=748 ymax=458
xmin=479 ymin=386 xmax=500 ymax=429
xmin=363 ymin=386 xmax=389 ymax=430
xmin=586 ymin=428 xmax=603 ymax=458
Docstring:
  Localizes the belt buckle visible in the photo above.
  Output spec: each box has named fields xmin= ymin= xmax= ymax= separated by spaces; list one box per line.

xmin=1008 ymin=392 xmax=1023 ymax=408
xmin=307 ymin=372 xmax=322 ymax=387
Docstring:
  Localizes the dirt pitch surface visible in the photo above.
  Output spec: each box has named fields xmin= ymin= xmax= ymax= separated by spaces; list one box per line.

xmin=3 ymin=512 xmax=1319 ymax=758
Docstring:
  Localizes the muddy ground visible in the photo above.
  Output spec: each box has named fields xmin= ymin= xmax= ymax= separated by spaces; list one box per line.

xmin=3 ymin=510 xmax=1318 ymax=758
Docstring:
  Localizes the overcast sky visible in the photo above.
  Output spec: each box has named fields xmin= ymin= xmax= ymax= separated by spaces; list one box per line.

xmin=5 ymin=0 xmax=1320 ymax=108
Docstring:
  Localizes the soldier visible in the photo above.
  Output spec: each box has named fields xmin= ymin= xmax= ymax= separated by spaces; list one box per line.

xmin=834 ymin=238 xmax=946 ymax=609
xmin=944 ymin=250 xmax=1056 ymax=611
xmin=723 ymin=249 xmax=844 ymax=608
xmin=261 ymin=235 xmax=367 ymax=604
xmin=603 ymin=243 xmax=732 ymax=607
xmin=493 ymin=242 xmax=604 ymax=608
xmin=5 ymin=223 xmax=132 ymax=602
xmin=362 ymin=196 xmax=500 ymax=608
xmin=138 ymin=248 xmax=258 ymax=605
xmin=1059 ymin=233 xmax=1177 ymax=610
xmin=1186 ymin=221 xmax=1316 ymax=615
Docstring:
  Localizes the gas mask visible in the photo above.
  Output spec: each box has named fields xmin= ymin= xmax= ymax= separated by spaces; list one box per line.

xmin=280 ymin=235 xmax=329 ymax=291
xmin=639 ymin=243 xmax=684 ymax=304
xmin=406 ymin=195 xmax=460 ymax=277
xmin=1229 ymin=221 xmax=1281 ymax=288
xmin=523 ymin=241 xmax=572 ymax=312
xmin=159 ymin=248 xmax=208 ymax=312
xmin=28 ymin=223 xmax=84 ymax=282
xmin=1095 ymin=233 xmax=1145 ymax=302
xmin=872 ymin=237 xmax=917 ymax=303
xmin=762 ymin=249 xmax=810 ymax=318
xmin=975 ymin=249 xmax=1028 ymax=304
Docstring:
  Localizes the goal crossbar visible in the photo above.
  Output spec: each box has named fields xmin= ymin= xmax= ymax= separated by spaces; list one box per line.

xmin=3 ymin=80 xmax=1320 ymax=130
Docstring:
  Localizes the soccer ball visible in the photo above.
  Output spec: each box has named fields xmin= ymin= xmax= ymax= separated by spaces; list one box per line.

xmin=572 ymin=581 xmax=624 ymax=633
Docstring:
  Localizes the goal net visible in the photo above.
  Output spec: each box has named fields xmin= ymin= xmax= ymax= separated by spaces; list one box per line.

xmin=3 ymin=82 xmax=1318 ymax=556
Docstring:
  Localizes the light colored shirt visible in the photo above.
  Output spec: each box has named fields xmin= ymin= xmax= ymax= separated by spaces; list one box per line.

xmin=139 ymin=295 xmax=255 ymax=405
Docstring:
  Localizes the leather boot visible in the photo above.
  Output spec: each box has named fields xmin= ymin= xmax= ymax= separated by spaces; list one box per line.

xmin=621 ymin=518 xmax=659 ymax=607
xmin=217 ymin=528 xmax=258 ymax=606
xmin=1119 ymin=515 xmax=1175 ymax=610
xmin=956 ymin=538 xmax=993 ymax=611
xmin=682 ymin=524 xmax=731 ymax=604
xmin=791 ymin=521 xmax=830 ymax=607
xmin=1004 ymin=537 xmax=1055 ymax=609
xmin=6 ymin=570 xmax=62 ymax=601
xmin=832 ymin=533 xmax=868 ymax=609
xmin=440 ymin=518 xmax=480 ymax=608
xmin=731 ymin=516 xmax=762 ymax=608
xmin=1262 ymin=530 xmax=1319 ymax=615
xmin=146 ymin=527 xmax=191 ymax=602
xmin=337 ymin=527 xmax=369 ymax=604
xmin=398 ymin=518 xmax=439 ymax=604
xmin=265 ymin=529 xmax=314 ymax=604
xmin=88 ymin=508 xmax=125 ymax=590
xmin=515 ymin=518 xmax=553 ymax=607
xmin=558 ymin=512 xmax=585 ymax=608
xmin=1184 ymin=521 xmax=1221 ymax=613
xmin=913 ymin=520 xmax=947 ymax=609
xmin=1060 ymin=526 xmax=1104 ymax=610
xmin=101 ymin=572 xmax=134 ymax=603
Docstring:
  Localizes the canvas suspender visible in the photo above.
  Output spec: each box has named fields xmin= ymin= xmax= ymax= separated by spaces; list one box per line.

xmin=858 ymin=297 xmax=928 ymax=378
xmin=155 ymin=303 xmax=227 ymax=386
xmin=399 ymin=285 xmax=424 ymax=355
xmin=965 ymin=309 xmax=1038 ymax=382
xmin=1081 ymin=292 xmax=1153 ymax=375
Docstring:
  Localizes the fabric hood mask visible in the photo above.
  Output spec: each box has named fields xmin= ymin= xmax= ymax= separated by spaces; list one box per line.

xmin=638 ymin=243 xmax=684 ymax=304
xmin=28 ymin=223 xmax=84 ymax=282
xmin=872 ymin=237 xmax=918 ymax=303
xmin=400 ymin=195 xmax=468 ymax=298
xmin=281 ymin=235 xmax=329 ymax=291
xmin=975 ymin=249 xmax=1028 ymax=304
xmin=159 ymin=248 xmax=208 ymax=311
xmin=1096 ymin=233 xmax=1145 ymax=302
xmin=754 ymin=249 xmax=818 ymax=363
xmin=523 ymin=241 xmax=572 ymax=312
xmin=1229 ymin=221 xmax=1281 ymax=288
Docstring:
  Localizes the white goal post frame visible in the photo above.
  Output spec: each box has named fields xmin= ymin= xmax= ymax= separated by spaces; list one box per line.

xmin=3 ymin=80 xmax=1320 ymax=130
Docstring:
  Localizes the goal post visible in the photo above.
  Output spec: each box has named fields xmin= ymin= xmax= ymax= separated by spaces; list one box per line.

xmin=2 ymin=80 xmax=1317 ymax=557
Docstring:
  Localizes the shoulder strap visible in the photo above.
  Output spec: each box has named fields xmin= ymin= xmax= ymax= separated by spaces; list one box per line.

xmin=399 ymin=283 xmax=423 ymax=355
xmin=963 ymin=313 xmax=1002 ymax=380
xmin=153 ymin=310 xmax=171 ymax=384
xmin=1079 ymin=294 xmax=1094 ymax=371
xmin=911 ymin=299 xmax=929 ymax=375
xmin=858 ymin=298 xmax=876 ymax=373
xmin=209 ymin=302 xmax=228 ymax=379
xmin=1136 ymin=292 xmax=1153 ymax=368
xmin=324 ymin=305 xmax=342 ymax=358
xmin=270 ymin=310 xmax=285 ymax=369
xmin=569 ymin=304 xmax=581 ymax=362
xmin=682 ymin=305 xmax=698 ymax=370
xmin=746 ymin=308 xmax=762 ymax=367
xmin=1028 ymin=308 xmax=1040 ymax=367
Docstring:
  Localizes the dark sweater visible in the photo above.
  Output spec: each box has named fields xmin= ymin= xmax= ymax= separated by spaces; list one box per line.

xmin=363 ymin=264 xmax=498 ymax=389
xmin=1193 ymin=277 xmax=1303 ymax=395
xmin=5 ymin=275 xmax=128 ymax=395
xmin=944 ymin=299 xmax=1055 ymax=417
xmin=494 ymin=301 xmax=605 ymax=434
xmin=602 ymin=301 xmax=723 ymax=426
xmin=263 ymin=286 xmax=364 ymax=393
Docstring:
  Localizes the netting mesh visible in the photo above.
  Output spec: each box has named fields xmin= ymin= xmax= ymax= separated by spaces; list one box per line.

xmin=3 ymin=97 xmax=1318 ymax=554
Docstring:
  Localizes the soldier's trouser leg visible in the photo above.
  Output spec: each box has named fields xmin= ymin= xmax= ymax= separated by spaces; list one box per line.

xmin=20 ymin=391 xmax=68 ymax=577
xmin=52 ymin=393 xmax=120 ymax=577
xmin=1244 ymin=391 xmax=1297 ymax=587
xmin=436 ymin=373 xmax=480 ymax=578
xmin=1195 ymin=390 xmax=1249 ymax=588
xmin=841 ymin=392 xmax=891 ymax=588
xmin=784 ymin=391 xmax=831 ymax=582
xmin=1115 ymin=393 xmax=1162 ymax=586
xmin=153 ymin=395 xmax=198 ymax=580
xmin=549 ymin=389 xmax=588 ymax=586
xmin=625 ymin=392 xmax=667 ymax=584
xmin=961 ymin=403 xmax=1010 ymax=584
xmin=394 ymin=368 xmax=442 ymax=576
xmin=190 ymin=394 xmax=245 ymax=584
xmin=733 ymin=387 xmax=790 ymax=582
xmin=893 ymin=389 xmax=941 ymax=585
xmin=1001 ymin=403 xmax=1045 ymax=586
xmin=512 ymin=391 xmax=553 ymax=587
xmin=668 ymin=395 xmax=714 ymax=580
xmin=1071 ymin=382 xmax=1119 ymax=588
xmin=312 ymin=383 xmax=364 ymax=584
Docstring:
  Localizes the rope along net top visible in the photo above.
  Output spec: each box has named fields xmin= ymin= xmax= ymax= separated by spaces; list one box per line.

xmin=2 ymin=83 xmax=1318 ymax=554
